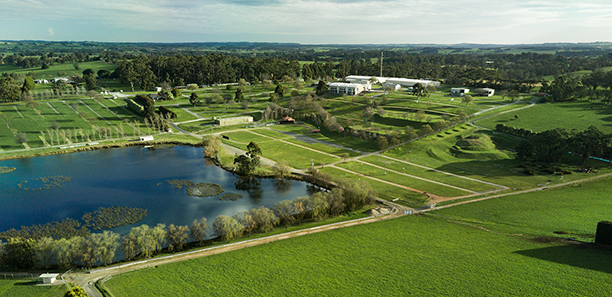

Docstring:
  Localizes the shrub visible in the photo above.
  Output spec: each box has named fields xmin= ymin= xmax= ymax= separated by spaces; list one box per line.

xmin=595 ymin=221 xmax=612 ymax=245
xmin=159 ymin=106 xmax=177 ymax=119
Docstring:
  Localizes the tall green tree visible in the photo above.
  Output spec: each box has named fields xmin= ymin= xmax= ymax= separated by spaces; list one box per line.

xmin=212 ymin=215 xmax=244 ymax=242
xmin=189 ymin=217 xmax=209 ymax=246
xmin=274 ymin=84 xmax=285 ymax=98
xmin=0 ymin=77 xmax=21 ymax=102
xmin=235 ymin=88 xmax=244 ymax=101
xmin=189 ymin=92 xmax=200 ymax=107
xmin=315 ymin=80 xmax=328 ymax=95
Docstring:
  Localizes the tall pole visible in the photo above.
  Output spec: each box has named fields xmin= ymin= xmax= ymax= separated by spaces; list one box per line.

xmin=380 ymin=52 xmax=384 ymax=77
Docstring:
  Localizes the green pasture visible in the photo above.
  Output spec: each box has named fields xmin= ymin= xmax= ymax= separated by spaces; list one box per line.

xmin=0 ymin=279 xmax=67 ymax=297
xmin=269 ymin=124 xmax=312 ymax=134
xmin=384 ymin=125 xmax=612 ymax=190
xmin=361 ymin=155 xmax=498 ymax=192
xmin=336 ymin=161 xmax=470 ymax=197
xmin=250 ymin=127 xmax=360 ymax=158
xmin=306 ymin=130 xmax=379 ymax=152
xmin=475 ymin=101 xmax=612 ymax=134
xmin=222 ymin=131 xmax=340 ymax=169
xmin=0 ymin=61 xmax=117 ymax=79
xmin=104 ymin=213 xmax=612 ymax=296
xmin=319 ymin=166 xmax=428 ymax=207
xmin=434 ymin=176 xmax=612 ymax=240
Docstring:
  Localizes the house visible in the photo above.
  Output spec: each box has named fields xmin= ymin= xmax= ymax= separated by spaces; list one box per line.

xmin=382 ymin=82 xmax=401 ymax=91
xmin=140 ymin=135 xmax=154 ymax=142
xmin=474 ymin=88 xmax=495 ymax=97
xmin=153 ymin=87 xmax=163 ymax=92
xmin=34 ymin=79 xmax=49 ymax=84
xmin=450 ymin=88 xmax=470 ymax=96
xmin=215 ymin=116 xmax=253 ymax=126
xmin=39 ymin=273 xmax=59 ymax=284
xmin=329 ymin=82 xmax=367 ymax=95
xmin=279 ymin=116 xmax=295 ymax=124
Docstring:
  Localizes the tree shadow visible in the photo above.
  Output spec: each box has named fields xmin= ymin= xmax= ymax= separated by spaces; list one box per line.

xmin=514 ymin=243 xmax=612 ymax=274
xmin=235 ymin=176 xmax=263 ymax=201
xmin=273 ymin=178 xmax=292 ymax=194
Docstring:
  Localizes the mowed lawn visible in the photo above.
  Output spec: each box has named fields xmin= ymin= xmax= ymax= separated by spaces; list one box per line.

xmin=221 ymin=131 xmax=339 ymax=169
xmin=104 ymin=213 xmax=612 ymax=296
xmin=336 ymin=161 xmax=471 ymax=197
xmin=475 ymin=101 xmax=612 ymax=134
xmin=433 ymin=176 xmax=612 ymax=240
xmin=0 ymin=279 xmax=67 ymax=297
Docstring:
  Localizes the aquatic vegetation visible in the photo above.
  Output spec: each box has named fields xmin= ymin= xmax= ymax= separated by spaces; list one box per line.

xmin=82 ymin=206 xmax=148 ymax=230
xmin=0 ymin=218 xmax=89 ymax=240
xmin=18 ymin=175 xmax=72 ymax=191
xmin=219 ymin=193 xmax=244 ymax=201
xmin=187 ymin=183 xmax=224 ymax=197
xmin=0 ymin=166 xmax=16 ymax=174
xmin=166 ymin=179 xmax=195 ymax=189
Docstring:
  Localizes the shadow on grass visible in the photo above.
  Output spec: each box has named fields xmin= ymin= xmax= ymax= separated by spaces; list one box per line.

xmin=514 ymin=243 xmax=612 ymax=274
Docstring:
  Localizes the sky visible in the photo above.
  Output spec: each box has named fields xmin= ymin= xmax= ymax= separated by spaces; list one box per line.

xmin=1 ymin=0 xmax=611 ymax=44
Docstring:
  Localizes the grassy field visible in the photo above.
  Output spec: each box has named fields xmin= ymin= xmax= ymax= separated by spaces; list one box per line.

xmin=360 ymin=155 xmax=498 ymax=192
xmin=383 ymin=125 xmax=612 ymax=190
xmin=0 ymin=61 xmax=116 ymax=79
xmin=104 ymin=212 xmax=612 ymax=296
xmin=221 ymin=130 xmax=340 ymax=169
xmin=475 ymin=101 xmax=612 ymax=134
xmin=319 ymin=166 xmax=429 ymax=207
xmin=336 ymin=161 xmax=471 ymax=197
xmin=433 ymin=176 xmax=612 ymax=240
xmin=0 ymin=279 xmax=67 ymax=297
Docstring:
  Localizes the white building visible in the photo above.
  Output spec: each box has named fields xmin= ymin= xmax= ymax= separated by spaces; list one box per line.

xmin=329 ymin=83 xmax=367 ymax=95
xmin=345 ymin=75 xmax=387 ymax=84
xmin=450 ymin=88 xmax=470 ymax=96
xmin=34 ymin=79 xmax=49 ymax=84
xmin=39 ymin=273 xmax=59 ymax=284
xmin=382 ymin=83 xmax=402 ymax=91
xmin=140 ymin=135 xmax=154 ymax=142
xmin=475 ymin=88 xmax=495 ymax=97
xmin=384 ymin=78 xmax=440 ymax=88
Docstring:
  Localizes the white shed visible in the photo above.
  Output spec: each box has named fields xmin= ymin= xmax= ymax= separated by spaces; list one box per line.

xmin=140 ymin=135 xmax=154 ymax=142
xmin=39 ymin=273 xmax=59 ymax=284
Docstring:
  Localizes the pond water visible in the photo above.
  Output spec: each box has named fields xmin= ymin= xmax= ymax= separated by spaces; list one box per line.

xmin=0 ymin=146 xmax=316 ymax=235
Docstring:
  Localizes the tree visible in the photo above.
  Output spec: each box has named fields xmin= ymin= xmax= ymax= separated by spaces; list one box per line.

xmin=274 ymin=200 xmax=296 ymax=227
xmin=90 ymin=231 xmax=120 ymax=266
xmin=508 ymin=90 xmax=520 ymax=102
xmin=249 ymin=206 xmax=279 ymax=233
xmin=187 ymin=83 xmax=198 ymax=90
xmin=202 ymin=135 xmax=221 ymax=159
xmin=274 ymin=84 xmax=285 ymax=98
xmin=570 ymin=126 xmax=608 ymax=164
xmin=420 ymin=124 xmax=434 ymax=136
xmin=234 ymin=141 xmax=261 ymax=175
xmin=15 ymin=132 xmax=27 ymax=146
xmin=0 ymin=77 xmax=21 ymax=102
xmin=52 ymin=80 xmax=66 ymax=97
xmin=34 ymin=237 xmax=55 ymax=269
xmin=55 ymin=236 xmax=84 ymax=268
xmin=412 ymin=83 xmax=428 ymax=98
xmin=376 ymin=136 xmax=389 ymax=150
xmin=233 ymin=211 xmax=257 ymax=236
xmin=0 ymin=238 xmax=35 ymax=269
xmin=190 ymin=217 xmax=210 ymax=245
xmin=315 ymin=80 xmax=328 ymax=95
xmin=461 ymin=95 xmax=474 ymax=106
xmin=271 ymin=160 xmax=291 ymax=179
xmin=234 ymin=88 xmax=244 ymax=101
xmin=212 ymin=215 xmax=244 ymax=242
xmin=189 ymin=92 xmax=200 ymax=107
xmin=308 ymin=192 xmax=330 ymax=221
xmin=166 ymin=224 xmax=189 ymax=252
xmin=65 ymin=286 xmax=88 ymax=297
xmin=121 ymin=235 xmax=138 ymax=261
xmin=171 ymin=88 xmax=182 ymax=98
xmin=22 ymin=76 xmax=35 ymax=94
xmin=84 ymin=73 xmax=96 ymax=90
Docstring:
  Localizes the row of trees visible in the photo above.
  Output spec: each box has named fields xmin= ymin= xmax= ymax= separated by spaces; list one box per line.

xmin=515 ymin=126 xmax=611 ymax=165
xmin=541 ymin=70 xmax=612 ymax=102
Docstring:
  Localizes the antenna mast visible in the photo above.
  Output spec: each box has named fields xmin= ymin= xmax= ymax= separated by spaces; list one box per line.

xmin=380 ymin=52 xmax=383 ymax=77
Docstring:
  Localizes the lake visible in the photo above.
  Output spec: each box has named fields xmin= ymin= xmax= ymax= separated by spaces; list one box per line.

xmin=0 ymin=145 xmax=316 ymax=235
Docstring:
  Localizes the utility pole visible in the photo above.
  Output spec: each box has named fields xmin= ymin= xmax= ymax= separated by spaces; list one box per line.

xmin=380 ymin=52 xmax=384 ymax=77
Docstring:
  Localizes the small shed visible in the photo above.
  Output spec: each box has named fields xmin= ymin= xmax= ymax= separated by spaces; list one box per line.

xmin=39 ymin=273 xmax=59 ymax=284
xmin=450 ymin=88 xmax=469 ymax=96
xmin=475 ymin=88 xmax=495 ymax=97
xmin=140 ymin=135 xmax=154 ymax=142
xmin=279 ymin=116 xmax=295 ymax=124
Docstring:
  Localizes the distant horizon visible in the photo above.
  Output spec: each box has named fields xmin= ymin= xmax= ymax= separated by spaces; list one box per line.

xmin=1 ymin=1 xmax=611 ymax=45
xmin=2 ymin=40 xmax=611 ymax=47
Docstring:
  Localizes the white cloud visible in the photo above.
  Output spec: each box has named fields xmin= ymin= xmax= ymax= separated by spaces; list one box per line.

xmin=0 ymin=0 xmax=611 ymax=43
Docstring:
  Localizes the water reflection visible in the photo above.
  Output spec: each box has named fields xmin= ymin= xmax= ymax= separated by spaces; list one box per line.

xmin=273 ymin=179 xmax=292 ymax=194
xmin=234 ymin=176 xmax=263 ymax=201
